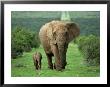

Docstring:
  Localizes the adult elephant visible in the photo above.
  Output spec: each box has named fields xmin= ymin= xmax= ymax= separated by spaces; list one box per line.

xmin=39 ymin=20 xmax=80 ymax=71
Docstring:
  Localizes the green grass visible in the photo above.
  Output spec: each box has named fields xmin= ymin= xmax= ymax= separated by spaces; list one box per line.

xmin=11 ymin=43 xmax=100 ymax=77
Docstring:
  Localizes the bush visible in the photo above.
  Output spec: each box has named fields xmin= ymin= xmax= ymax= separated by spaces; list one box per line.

xmin=75 ymin=35 xmax=100 ymax=66
xmin=30 ymin=32 xmax=40 ymax=48
xmin=11 ymin=26 xmax=40 ymax=59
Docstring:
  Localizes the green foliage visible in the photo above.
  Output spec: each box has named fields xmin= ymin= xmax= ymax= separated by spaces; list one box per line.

xmin=11 ymin=26 xmax=40 ymax=59
xmin=30 ymin=32 xmax=40 ymax=48
xmin=74 ymin=35 xmax=100 ymax=66
xmin=11 ymin=11 xmax=100 ymax=36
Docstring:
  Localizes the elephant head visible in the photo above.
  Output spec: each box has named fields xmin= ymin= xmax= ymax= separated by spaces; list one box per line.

xmin=47 ymin=21 xmax=80 ymax=70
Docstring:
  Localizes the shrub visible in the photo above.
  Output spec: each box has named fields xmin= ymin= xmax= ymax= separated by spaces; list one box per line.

xmin=75 ymin=35 xmax=100 ymax=66
xmin=30 ymin=32 xmax=40 ymax=48
xmin=11 ymin=26 xmax=40 ymax=59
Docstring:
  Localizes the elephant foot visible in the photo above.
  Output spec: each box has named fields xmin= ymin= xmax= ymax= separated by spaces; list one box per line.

xmin=48 ymin=64 xmax=53 ymax=70
xmin=54 ymin=64 xmax=63 ymax=71
xmin=62 ymin=66 xmax=65 ymax=69
xmin=54 ymin=63 xmax=66 ymax=71
xmin=35 ymin=66 xmax=39 ymax=70
xmin=48 ymin=66 xmax=53 ymax=69
xmin=56 ymin=67 xmax=63 ymax=71
xmin=53 ymin=63 xmax=56 ymax=69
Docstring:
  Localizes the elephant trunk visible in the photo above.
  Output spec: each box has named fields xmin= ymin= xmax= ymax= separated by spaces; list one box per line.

xmin=58 ymin=44 xmax=67 ymax=69
xmin=56 ymin=34 xmax=68 ymax=70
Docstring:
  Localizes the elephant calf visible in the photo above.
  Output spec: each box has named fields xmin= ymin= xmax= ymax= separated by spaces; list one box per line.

xmin=33 ymin=52 xmax=42 ymax=70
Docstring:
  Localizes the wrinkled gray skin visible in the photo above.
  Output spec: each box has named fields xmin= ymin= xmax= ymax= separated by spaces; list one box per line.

xmin=39 ymin=20 xmax=80 ymax=71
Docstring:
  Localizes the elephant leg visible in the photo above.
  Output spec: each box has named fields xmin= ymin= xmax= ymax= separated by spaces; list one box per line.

xmin=46 ymin=53 xmax=53 ymax=69
xmin=34 ymin=61 xmax=38 ymax=70
xmin=52 ymin=45 xmax=62 ymax=71
xmin=38 ymin=62 xmax=41 ymax=70
xmin=53 ymin=63 xmax=56 ymax=69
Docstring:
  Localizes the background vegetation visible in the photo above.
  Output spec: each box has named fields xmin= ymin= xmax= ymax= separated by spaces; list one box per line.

xmin=12 ymin=11 xmax=100 ymax=36
xmin=11 ymin=26 xmax=40 ymax=58
xmin=74 ymin=35 xmax=100 ymax=66
xmin=11 ymin=11 xmax=100 ymax=77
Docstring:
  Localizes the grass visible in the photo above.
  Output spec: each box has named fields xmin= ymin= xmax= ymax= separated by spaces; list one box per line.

xmin=11 ymin=43 xmax=100 ymax=77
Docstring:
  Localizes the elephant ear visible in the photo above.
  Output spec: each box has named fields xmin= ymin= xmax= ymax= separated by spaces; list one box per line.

xmin=47 ymin=23 xmax=57 ymax=45
xmin=66 ymin=22 xmax=80 ymax=42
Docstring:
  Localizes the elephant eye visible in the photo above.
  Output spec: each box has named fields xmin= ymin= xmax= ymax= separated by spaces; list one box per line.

xmin=53 ymin=32 xmax=56 ymax=36
xmin=65 ymin=31 xmax=68 ymax=35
